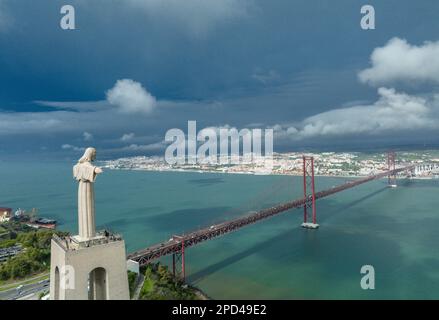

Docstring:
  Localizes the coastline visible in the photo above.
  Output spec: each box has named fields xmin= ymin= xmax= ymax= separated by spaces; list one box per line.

xmin=104 ymin=166 xmax=438 ymax=180
xmin=191 ymin=286 xmax=211 ymax=300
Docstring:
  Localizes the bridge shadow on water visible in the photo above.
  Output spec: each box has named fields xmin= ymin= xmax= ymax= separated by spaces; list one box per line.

xmin=399 ymin=178 xmax=439 ymax=188
xmin=187 ymin=186 xmax=391 ymax=283
xmin=187 ymin=229 xmax=293 ymax=284
xmin=318 ymin=186 xmax=388 ymax=223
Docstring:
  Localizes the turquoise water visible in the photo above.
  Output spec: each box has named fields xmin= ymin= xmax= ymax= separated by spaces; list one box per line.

xmin=1 ymin=161 xmax=438 ymax=299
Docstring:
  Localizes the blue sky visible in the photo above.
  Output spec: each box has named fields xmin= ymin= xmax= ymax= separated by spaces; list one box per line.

xmin=1 ymin=0 xmax=439 ymax=160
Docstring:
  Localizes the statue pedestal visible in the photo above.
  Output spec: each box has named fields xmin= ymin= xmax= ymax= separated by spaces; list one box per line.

xmin=50 ymin=231 xmax=130 ymax=300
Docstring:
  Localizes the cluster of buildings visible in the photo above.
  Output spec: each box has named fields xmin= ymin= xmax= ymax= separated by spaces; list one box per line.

xmin=0 ymin=207 xmax=57 ymax=230
xmin=0 ymin=208 xmax=28 ymax=223
xmin=103 ymin=151 xmax=439 ymax=178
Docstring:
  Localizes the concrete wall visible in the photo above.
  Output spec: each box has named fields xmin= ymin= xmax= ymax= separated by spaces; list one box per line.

xmin=50 ymin=239 xmax=130 ymax=300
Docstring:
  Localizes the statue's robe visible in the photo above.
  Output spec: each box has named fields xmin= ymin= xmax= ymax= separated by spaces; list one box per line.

xmin=73 ymin=162 xmax=97 ymax=240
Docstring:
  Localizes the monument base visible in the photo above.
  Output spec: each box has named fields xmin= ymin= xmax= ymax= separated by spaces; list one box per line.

xmin=50 ymin=231 xmax=130 ymax=300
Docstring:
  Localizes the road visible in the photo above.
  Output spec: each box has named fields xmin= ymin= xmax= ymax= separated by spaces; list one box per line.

xmin=0 ymin=279 xmax=49 ymax=300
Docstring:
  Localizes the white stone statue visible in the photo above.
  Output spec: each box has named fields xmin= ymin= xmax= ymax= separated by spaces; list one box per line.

xmin=73 ymin=147 xmax=103 ymax=240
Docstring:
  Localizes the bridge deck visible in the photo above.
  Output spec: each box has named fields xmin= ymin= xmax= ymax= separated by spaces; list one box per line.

xmin=127 ymin=165 xmax=414 ymax=266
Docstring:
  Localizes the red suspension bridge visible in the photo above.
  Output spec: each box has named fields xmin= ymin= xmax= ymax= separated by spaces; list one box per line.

xmin=127 ymin=152 xmax=415 ymax=280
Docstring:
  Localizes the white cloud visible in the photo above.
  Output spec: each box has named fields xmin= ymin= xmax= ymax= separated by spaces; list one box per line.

xmin=270 ymin=38 xmax=439 ymax=141
xmin=274 ymin=87 xmax=439 ymax=140
xmin=359 ymin=38 xmax=439 ymax=86
xmin=126 ymin=0 xmax=251 ymax=37
xmin=61 ymin=144 xmax=85 ymax=152
xmin=0 ymin=113 xmax=66 ymax=135
xmin=83 ymin=132 xmax=93 ymax=141
xmin=35 ymin=100 xmax=109 ymax=112
xmin=0 ymin=79 xmax=172 ymax=139
xmin=36 ymin=79 xmax=156 ymax=114
xmin=106 ymin=79 xmax=157 ymax=114
xmin=121 ymin=133 xmax=135 ymax=142
xmin=122 ymin=141 xmax=167 ymax=152
xmin=252 ymin=69 xmax=280 ymax=84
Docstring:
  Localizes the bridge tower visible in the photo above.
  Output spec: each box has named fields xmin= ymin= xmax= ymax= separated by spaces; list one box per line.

xmin=172 ymin=236 xmax=186 ymax=282
xmin=387 ymin=151 xmax=397 ymax=188
xmin=301 ymin=156 xmax=319 ymax=229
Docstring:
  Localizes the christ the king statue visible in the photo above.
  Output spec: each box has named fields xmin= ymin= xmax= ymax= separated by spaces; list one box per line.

xmin=73 ymin=147 xmax=103 ymax=240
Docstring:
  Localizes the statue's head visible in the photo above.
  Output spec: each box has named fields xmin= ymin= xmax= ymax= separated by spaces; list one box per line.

xmin=78 ymin=147 xmax=97 ymax=163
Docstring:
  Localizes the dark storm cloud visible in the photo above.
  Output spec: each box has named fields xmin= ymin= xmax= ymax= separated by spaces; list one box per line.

xmin=1 ymin=0 xmax=439 ymax=158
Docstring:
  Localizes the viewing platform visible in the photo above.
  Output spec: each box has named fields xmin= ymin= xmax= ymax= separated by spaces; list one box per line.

xmin=52 ymin=230 xmax=123 ymax=251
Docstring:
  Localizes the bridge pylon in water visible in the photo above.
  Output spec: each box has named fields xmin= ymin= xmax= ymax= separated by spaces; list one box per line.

xmin=172 ymin=236 xmax=185 ymax=282
xmin=301 ymin=156 xmax=319 ymax=229
xmin=387 ymin=151 xmax=397 ymax=188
